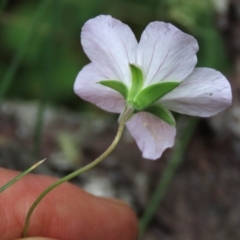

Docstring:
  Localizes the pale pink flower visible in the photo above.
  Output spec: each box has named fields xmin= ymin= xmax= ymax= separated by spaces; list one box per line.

xmin=74 ymin=15 xmax=232 ymax=160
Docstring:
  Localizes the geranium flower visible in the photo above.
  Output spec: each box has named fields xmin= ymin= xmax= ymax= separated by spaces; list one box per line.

xmin=74 ymin=15 xmax=232 ymax=160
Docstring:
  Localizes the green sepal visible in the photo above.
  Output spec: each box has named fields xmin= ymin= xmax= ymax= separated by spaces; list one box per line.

xmin=132 ymin=81 xmax=180 ymax=110
xmin=144 ymin=104 xmax=176 ymax=126
xmin=128 ymin=64 xmax=144 ymax=102
xmin=98 ymin=80 xmax=128 ymax=99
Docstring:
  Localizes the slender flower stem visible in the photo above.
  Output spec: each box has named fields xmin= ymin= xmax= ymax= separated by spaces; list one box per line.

xmin=22 ymin=108 xmax=132 ymax=237
xmin=0 ymin=159 xmax=46 ymax=193
xmin=33 ymin=0 xmax=62 ymax=158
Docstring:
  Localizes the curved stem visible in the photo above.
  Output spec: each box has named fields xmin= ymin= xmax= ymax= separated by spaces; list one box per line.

xmin=23 ymin=108 xmax=132 ymax=237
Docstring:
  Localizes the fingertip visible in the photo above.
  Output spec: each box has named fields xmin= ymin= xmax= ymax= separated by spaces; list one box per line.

xmin=96 ymin=196 xmax=139 ymax=239
xmin=0 ymin=168 xmax=138 ymax=240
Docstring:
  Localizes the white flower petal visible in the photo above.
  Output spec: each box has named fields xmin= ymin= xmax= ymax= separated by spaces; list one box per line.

xmin=74 ymin=63 xmax=125 ymax=113
xmin=126 ymin=112 xmax=176 ymax=160
xmin=160 ymin=68 xmax=232 ymax=117
xmin=81 ymin=15 xmax=138 ymax=86
xmin=137 ymin=22 xmax=198 ymax=86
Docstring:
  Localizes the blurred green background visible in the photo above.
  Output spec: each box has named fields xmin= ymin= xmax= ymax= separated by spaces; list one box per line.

xmin=0 ymin=0 xmax=230 ymax=108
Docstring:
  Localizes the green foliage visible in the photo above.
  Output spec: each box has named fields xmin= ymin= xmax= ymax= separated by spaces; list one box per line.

xmin=132 ymin=81 xmax=180 ymax=110
xmin=144 ymin=104 xmax=176 ymax=126
xmin=99 ymin=80 xmax=128 ymax=99
xmin=128 ymin=64 xmax=144 ymax=102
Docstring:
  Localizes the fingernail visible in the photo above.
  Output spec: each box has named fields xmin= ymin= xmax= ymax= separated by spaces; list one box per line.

xmin=16 ymin=237 xmax=57 ymax=240
xmin=98 ymin=196 xmax=130 ymax=207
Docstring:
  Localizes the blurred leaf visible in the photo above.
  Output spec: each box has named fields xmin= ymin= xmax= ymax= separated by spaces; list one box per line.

xmin=0 ymin=0 xmax=53 ymax=105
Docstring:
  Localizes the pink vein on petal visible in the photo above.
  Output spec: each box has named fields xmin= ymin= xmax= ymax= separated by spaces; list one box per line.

xmin=149 ymin=49 xmax=170 ymax=84
xmin=159 ymin=56 xmax=182 ymax=82
xmin=145 ymin=38 xmax=158 ymax=79
xmin=117 ymin=31 xmax=130 ymax=63
xmin=86 ymin=33 xmax=126 ymax=81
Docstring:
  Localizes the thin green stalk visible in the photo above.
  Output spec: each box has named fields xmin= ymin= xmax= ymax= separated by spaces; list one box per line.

xmin=0 ymin=0 xmax=52 ymax=106
xmin=139 ymin=117 xmax=199 ymax=239
xmin=23 ymin=108 xmax=132 ymax=237
xmin=0 ymin=159 xmax=46 ymax=193
xmin=33 ymin=0 xmax=62 ymax=158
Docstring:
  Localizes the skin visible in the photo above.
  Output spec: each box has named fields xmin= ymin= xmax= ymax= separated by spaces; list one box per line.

xmin=0 ymin=168 xmax=138 ymax=240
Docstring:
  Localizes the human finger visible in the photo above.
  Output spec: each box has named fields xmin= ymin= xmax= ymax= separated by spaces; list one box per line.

xmin=0 ymin=168 xmax=138 ymax=240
